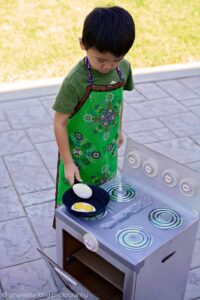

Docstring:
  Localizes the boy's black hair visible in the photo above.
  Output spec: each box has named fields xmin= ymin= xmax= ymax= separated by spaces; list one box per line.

xmin=82 ymin=6 xmax=135 ymax=57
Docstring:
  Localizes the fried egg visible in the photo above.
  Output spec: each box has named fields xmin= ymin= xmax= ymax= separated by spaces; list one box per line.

xmin=71 ymin=202 xmax=96 ymax=213
xmin=73 ymin=183 xmax=93 ymax=199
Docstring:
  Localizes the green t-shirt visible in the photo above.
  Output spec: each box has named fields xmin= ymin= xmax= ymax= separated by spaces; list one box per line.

xmin=53 ymin=57 xmax=134 ymax=114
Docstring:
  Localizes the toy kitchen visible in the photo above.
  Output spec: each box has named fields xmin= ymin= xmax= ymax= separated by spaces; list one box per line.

xmin=49 ymin=138 xmax=200 ymax=300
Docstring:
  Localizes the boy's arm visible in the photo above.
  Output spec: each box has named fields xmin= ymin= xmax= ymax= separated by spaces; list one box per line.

xmin=54 ymin=111 xmax=81 ymax=185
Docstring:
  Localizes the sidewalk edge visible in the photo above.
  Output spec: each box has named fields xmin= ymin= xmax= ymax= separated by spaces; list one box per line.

xmin=0 ymin=62 xmax=199 ymax=102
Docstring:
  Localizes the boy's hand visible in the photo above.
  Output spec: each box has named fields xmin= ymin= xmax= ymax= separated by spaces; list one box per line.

xmin=64 ymin=161 xmax=82 ymax=185
xmin=118 ymin=132 xmax=124 ymax=148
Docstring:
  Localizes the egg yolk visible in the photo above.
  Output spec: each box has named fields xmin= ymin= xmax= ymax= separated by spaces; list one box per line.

xmin=72 ymin=202 xmax=95 ymax=212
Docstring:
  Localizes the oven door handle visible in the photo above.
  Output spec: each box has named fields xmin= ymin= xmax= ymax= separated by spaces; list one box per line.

xmin=54 ymin=266 xmax=77 ymax=286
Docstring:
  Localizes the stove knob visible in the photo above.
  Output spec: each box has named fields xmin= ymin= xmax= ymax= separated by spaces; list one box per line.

xmin=127 ymin=151 xmax=141 ymax=168
xmin=143 ymin=160 xmax=158 ymax=177
xmin=179 ymin=178 xmax=196 ymax=197
xmin=83 ymin=233 xmax=99 ymax=252
xmin=162 ymin=169 xmax=178 ymax=187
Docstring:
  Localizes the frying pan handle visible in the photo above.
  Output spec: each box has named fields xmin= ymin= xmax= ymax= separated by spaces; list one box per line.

xmin=73 ymin=178 xmax=82 ymax=185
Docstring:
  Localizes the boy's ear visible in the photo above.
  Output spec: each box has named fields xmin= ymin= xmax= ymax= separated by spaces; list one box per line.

xmin=79 ymin=38 xmax=86 ymax=50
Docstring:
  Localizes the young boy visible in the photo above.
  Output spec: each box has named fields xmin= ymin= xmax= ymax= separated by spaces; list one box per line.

xmin=53 ymin=6 xmax=135 ymax=206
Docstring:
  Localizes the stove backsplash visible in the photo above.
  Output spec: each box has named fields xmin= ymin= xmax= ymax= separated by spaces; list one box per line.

xmin=122 ymin=138 xmax=200 ymax=215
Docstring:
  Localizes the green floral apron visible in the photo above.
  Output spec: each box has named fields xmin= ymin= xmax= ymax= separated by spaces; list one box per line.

xmin=55 ymin=57 xmax=125 ymax=206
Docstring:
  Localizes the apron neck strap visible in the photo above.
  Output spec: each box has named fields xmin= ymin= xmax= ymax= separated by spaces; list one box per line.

xmin=85 ymin=56 xmax=123 ymax=85
xmin=85 ymin=57 xmax=93 ymax=85
xmin=116 ymin=65 xmax=123 ymax=81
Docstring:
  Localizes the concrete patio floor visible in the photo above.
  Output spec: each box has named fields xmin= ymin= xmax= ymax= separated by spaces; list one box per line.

xmin=0 ymin=63 xmax=200 ymax=300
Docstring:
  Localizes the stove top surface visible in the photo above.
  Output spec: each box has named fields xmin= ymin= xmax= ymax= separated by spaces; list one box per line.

xmin=57 ymin=175 xmax=199 ymax=266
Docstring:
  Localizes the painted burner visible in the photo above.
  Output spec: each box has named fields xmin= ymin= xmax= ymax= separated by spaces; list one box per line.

xmin=149 ymin=208 xmax=182 ymax=230
xmin=106 ymin=183 xmax=136 ymax=202
xmin=81 ymin=211 xmax=107 ymax=221
xmin=79 ymin=184 xmax=137 ymax=222
xmin=116 ymin=227 xmax=153 ymax=251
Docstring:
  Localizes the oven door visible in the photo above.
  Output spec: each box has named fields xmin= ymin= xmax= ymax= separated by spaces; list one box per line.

xmin=37 ymin=248 xmax=98 ymax=300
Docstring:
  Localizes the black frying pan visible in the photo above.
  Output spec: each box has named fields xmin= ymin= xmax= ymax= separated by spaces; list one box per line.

xmin=62 ymin=184 xmax=109 ymax=218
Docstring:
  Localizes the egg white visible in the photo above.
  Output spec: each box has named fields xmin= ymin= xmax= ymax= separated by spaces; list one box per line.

xmin=73 ymin=183 xmax=93 ymax=199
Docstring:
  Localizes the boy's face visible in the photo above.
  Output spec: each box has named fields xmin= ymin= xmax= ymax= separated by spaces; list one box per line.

xmin=80 ymin=42 xmax=123 ymax=73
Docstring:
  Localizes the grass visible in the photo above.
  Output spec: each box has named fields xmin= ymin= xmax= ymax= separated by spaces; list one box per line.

xmin=0 ymin=0 xmax=200 ymax=83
